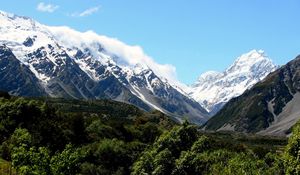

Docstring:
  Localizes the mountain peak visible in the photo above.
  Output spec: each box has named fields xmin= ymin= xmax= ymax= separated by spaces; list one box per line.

xmin=189 ymin=50 xmax=277 ymax=114
xmin=0 ymin=10 xmax=44 ymax=36
xmin=246 ymin=49 xmax=265 ymax=57
xmin=0 ymin=10 xmax=33 ymax=23
xmin=0 ymin=10 xmax=13 ymax=17
xmin=225 ymin=49 xmax=274 ymax=74
xmin=233 ymin=49 xmax=269 ymax=65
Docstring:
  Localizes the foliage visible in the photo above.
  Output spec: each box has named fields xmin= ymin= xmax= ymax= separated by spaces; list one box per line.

xmin=10 ymin=128 xmax=51 ymax=175
xmin=50 ymin=144 xmax=84 ymax=175
xmin=284 ymin=123 xmax=300 ymax=174
xmin=0 ymin=95 xmax=295 ymax=175
xmin=132 ymin=123 xmax=286 ymax=175
xmin=0 ymin=95 xmax=174 ymax=175
xmin=80 ymin=139 xmax=145 ymax=174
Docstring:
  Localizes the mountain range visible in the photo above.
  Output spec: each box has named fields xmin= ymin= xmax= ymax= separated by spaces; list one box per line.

xmin=0 ymin=11 xmax=208 ymax=124
xmin=3 ymin=10 xmax=297 ymax=133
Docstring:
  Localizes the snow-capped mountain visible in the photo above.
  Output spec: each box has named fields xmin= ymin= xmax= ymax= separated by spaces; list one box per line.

xmin=204 ymin=55 xmax=300 ymax=136
xmin=189 ymin=50 xmax=277 ymax=115
xmin=0 ymin=11 xmax=208 ymax=124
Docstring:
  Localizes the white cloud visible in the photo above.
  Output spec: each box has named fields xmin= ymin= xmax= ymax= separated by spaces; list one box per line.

xmin=47 ymin=26 xmax=179 ymax=85
xmin=37 ymin=2 xmax=59 ymax=13
xmin=71 ymin=6 xmax=100 ymax=17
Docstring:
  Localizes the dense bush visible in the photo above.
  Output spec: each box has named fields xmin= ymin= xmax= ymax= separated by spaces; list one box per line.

xmin=132 ymin=123 xmax=286 ymax=175
xmin=0 ymin=95 xmax=298 ymax=175
xmin=284 ymin=122 xmax=300 ymax=174
xmin=0 ymin=96 xmax=174 ymax=174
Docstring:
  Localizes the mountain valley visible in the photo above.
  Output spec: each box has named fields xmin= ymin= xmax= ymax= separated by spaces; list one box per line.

xmin=0 ymin=10 xmax=300 ymax=137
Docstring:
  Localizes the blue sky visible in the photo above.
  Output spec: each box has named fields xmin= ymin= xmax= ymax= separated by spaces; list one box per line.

xmin=1 ymin=0 xmax=300 ymax=84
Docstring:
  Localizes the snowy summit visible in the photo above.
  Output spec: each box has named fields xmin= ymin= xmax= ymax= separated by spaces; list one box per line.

xmin=189 ymin=49 xmax=277 ymax=115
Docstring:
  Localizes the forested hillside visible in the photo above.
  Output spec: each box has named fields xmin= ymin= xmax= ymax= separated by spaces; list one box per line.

xmin=0 ymin=91 xmax=299 ymax=175
xmin=0 ymin=91 xmax=175 ymax=174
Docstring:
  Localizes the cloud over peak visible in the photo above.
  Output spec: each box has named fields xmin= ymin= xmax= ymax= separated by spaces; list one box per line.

xmin=37 ymin=2 xmax=59 ymax=13
xmin=47 ymin=26 xmax=178 ymax=85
